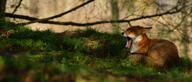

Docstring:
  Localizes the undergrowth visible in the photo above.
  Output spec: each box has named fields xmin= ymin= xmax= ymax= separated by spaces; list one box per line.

xmin=0 ymin=18 xmax=192 ymax=82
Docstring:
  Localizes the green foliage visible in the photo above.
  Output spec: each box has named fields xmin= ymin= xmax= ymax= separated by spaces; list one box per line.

xmin=0 ymin=18 xmax=17 ymax=30
xmin=0 ymin=19 xmax=191 ymax=81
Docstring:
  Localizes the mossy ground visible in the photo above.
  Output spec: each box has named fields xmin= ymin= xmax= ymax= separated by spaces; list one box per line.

xmin=0 ymin=18 xmax=192 ymax=82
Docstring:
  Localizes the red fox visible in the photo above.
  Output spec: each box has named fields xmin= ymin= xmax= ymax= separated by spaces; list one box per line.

xmin=122 ymin=26 xmax=180 ymax=69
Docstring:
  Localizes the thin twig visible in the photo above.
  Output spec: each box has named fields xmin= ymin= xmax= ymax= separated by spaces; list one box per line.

xmin=12 ymin=0 xmax=23 ymax=14
xmin=20 ymin=0 xmax=95 ymax=25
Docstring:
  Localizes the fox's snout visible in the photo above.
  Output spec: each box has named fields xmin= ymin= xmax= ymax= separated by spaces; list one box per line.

xmin=121 ymin=32 xmax=128 ymax=37
xmin=121 ymin=32 xmax=132 ymax=40
xmin=121 ymin=32 xmax=124 ymax=36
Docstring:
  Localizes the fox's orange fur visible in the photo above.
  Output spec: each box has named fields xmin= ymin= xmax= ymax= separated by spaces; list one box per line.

xmin=122 ymin=26 xmax=180 ymax=69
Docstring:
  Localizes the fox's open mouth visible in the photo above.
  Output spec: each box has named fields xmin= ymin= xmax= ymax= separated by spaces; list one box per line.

xmin=125 ymin=37 xmax=133 ymax=49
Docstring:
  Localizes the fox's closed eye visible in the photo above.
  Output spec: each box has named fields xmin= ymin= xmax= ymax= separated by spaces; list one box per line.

xmin=129 ymin=30 xmax=134 ymax=32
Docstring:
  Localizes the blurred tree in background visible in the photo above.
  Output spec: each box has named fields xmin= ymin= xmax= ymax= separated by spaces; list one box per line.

xmin=110 ymin=0 xmax=120 ymax=33
xmin=0 ymin=0 xmax=7 ymax=17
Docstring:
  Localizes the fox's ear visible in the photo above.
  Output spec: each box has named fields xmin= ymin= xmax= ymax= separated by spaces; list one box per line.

xmin=144 ymin=27 xmax=152 ymax=29
xmin=143 ymin=27 xmax=152 ymax=33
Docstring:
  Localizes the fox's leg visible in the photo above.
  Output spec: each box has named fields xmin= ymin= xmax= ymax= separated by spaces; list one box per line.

xmin=146 ymin=50 xmax=167 ymax=69
xmin=128 ymin=54 xmax=146 ymax=65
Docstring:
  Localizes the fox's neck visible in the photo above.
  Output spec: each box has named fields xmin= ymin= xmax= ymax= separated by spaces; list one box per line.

xmin=131 ymin=34 xmax=151 ymax=54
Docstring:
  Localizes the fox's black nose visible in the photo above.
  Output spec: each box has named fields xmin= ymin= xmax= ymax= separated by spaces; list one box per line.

xmin=121 ymin=32 xmax=124 ymax=35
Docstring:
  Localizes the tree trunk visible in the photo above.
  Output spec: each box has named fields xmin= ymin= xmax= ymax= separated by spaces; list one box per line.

xmin=181 ymin=15 xmax=190 ymax=58
xmin=180 ymin=0 xmax=190 ymax=58
xmin=110 ymin=0 xmax=120 ymax=33
xmin=0 ymin=0 xmax=7 ymax=17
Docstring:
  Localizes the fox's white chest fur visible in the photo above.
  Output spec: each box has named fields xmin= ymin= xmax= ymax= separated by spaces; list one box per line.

xmin=130 ymin=35 xmax=143 ymax=53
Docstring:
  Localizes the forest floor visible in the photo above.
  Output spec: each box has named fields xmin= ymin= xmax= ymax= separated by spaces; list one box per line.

xmin=0 ymin=18 xmax=192 ymax=82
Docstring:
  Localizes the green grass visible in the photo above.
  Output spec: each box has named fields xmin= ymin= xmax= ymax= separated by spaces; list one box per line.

xmin=0 ymin=18 xmax=192 ymax=82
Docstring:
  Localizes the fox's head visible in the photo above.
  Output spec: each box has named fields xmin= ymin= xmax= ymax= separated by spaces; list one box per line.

xmin=122 ymin=26 xmax=152 ymax=39
xmin=122 ymin=26 xmax=152 ymax=49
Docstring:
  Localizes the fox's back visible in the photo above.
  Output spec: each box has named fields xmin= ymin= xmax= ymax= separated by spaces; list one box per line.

xmin=149 ymin=39 xmax=178 ymax=54
xmin=147 ymin=39 xmax=179 ymax=67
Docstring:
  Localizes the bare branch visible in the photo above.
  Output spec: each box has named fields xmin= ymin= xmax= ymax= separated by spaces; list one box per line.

xmin=5 ymin=13 xmax=38 ymax=20
xmin=5 ymin=6 xmax=182 ymax=26
xmin=12 ymin=0 xmax=23 ymax=14
xmin=20 ymin=0 xmax=95 ymax=25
